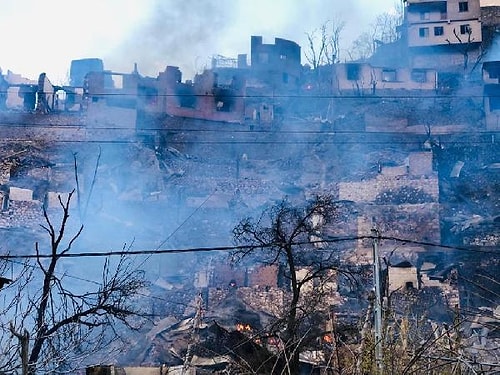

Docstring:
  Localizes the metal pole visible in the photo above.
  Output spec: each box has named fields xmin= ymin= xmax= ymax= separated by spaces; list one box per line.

xmin=372 ymin=228 xmax=384 ymax=373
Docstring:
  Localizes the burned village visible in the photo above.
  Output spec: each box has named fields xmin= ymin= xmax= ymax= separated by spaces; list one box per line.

xmin=0 ymin=1 xmax=499 ymax=374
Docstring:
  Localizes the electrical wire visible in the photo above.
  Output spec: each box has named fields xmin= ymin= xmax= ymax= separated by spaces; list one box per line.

xmin=0 ymin=235 xmax=498 ymax=260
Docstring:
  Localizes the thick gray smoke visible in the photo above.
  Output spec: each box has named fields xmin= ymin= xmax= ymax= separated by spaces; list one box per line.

xmin=104 ymin=0 xmax=239 ymax=78
xmin=104 ymin=0 xmax=398 ymax=80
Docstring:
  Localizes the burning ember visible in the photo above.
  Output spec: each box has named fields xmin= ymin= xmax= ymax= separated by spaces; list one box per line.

xmin=236 ymin=323 xmax=252 ymax=332
xmin=323 ymin=334 xmax=333 ymax=343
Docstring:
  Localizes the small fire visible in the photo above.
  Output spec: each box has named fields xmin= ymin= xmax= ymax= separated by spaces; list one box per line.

xmin=236 ymin=323 xmax=252 ymax=332
xmin=323 ymin=334 xmax=333 ymax=343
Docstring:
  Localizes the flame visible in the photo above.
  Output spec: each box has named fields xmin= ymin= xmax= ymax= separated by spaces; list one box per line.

xmin=236 ymin=323 xmax=252 ymax=332
xmin=323 ymin=334 xmax=333 ymax=343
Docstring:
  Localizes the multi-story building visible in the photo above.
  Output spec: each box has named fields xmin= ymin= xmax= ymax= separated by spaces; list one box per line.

xmin=250 ymin=36 xmax=301 ymax=91
xmin=402 ymin=0 xmax=483 ymax=72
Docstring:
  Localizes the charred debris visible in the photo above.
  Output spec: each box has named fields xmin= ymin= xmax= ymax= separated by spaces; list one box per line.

xmin=1 ymin=3 xmax=500 ymax=372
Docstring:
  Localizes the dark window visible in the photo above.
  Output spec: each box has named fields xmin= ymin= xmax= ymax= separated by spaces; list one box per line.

xmin=460 ymin=24 xmax=471 ymax=35
xmin=258 ymin=53 xmax=269 ymax=64
xmin=487 ymin=66 xmax=500 ymax=79
xmin=434 ymin=26 xmax=444 ymax=36
xmin=419 ymin=27 xmax=429 ymax=38
xmin=382 ymin=70 xmax=397 ymax=82
xmin=282 ymin=72 xmax=289 ymax=83
xmin=411 ymin=70 xmax=427 ymax=83
xmin=346 ymin=64 xmax=361 ymax=80
xmin=459 ymin=1 xmax=468 ymax=12
xmin=405 ymin=282 xmax=415 ymax=290
xmin=490 ymin=96 xmax=500 ymax=111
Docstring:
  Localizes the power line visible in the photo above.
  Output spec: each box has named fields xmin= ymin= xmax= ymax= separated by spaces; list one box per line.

xmin=0 ymin=136 xmax=496 ymax=146
xmin=0 ymin=235 xmax=497 ymax=260
xmin=0 ymin=124 xmax=496 ymax=139
xmin=22 ymin=91 xmax=500 ymax=99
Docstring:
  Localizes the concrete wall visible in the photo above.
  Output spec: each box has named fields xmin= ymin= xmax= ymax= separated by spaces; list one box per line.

xmin=406 ymin=0 xmax=482 ymax=47
xmin=483 ymin=63 xmax=500 ymax=130
xmin=45 ymin=192 xmax=71 ymax=208
xmin=388 ymin=264 xmax=419 ymax=292
xmin=250 ymin=36 xmax=301 ymax=89
xmin=407 ymin=21 xmax=482 ymax=47
xmin=162 ymin=68 xmax=245 ymax=124
xmin=332 ymin=63 xmax=437 ymax=95
xmin=9 ymin=187 xmax=33 ymax=201
xmin=86 ymin=101 xmax=137 ymax=129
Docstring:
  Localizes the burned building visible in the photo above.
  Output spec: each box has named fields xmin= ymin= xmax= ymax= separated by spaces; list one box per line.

xmin=402 ymin=0 xmax=483 ymax=74
xmin=250 ymin=35 xmax=301 ymax=91
xmin=332 ymin=62 xmax=437 ymax=96
xmin=158 ymin=66 xmax=246 ymax=124
xmin=84 ymin=69 xmax=141 ymax=130
xmin=70 ymin=58 xmax=105 ymax=87
xmin=483 ymin=60 xmax=500 ymax=130
xmin=388 ymin=261 xmax=419 ymax=293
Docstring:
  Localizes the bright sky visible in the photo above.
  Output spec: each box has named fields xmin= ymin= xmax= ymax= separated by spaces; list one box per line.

xmin=0 ymin=0 xmax=429 ymax=84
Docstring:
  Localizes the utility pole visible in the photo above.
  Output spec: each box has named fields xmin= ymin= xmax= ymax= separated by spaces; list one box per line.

xmin=182 ymin=292 xmax=204 ymax=375
xmin=372 ymin=227 xmax=384 ymax=374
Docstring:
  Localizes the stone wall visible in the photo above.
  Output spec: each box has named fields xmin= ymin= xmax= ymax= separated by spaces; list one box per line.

xmin=238 ymin=286 xmax=285 ymax=317
xmin=339 ymin=175 xmax=438 ymax=203
xmin=0 ymin=200 xmax=43 ymax=228
xmin=207 ymin=286 xmax=285 ymax=318
xmin=364 ymin=203 xmax=441 ymax=243
xmin=248 ymin=264 xmax=278 ymax=288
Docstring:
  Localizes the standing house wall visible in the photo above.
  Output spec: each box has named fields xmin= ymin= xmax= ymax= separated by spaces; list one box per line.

xmin=388 ymin=263 xmax=419 ymax=293
xmin=5 ymin=87 xmax=25 ymax=109
xmin=250 ymin=36 xmax=301 ymax=90
xmin=45 ymin=192 xmax=71 ymax=209
xmin=161 ymin=67 xmax=245 ymax=123
xmin=406 ymin=21 xmax=482 ymax=48
xmin=84 ymin=71 xmax=139 ymax=128
xmin=332 ymin=63 xmax=437 ymax=95
xmin=404 ymin=0 xmax=482 ymax=72
xmin=483 ymin=62 xmax=500 ymax=130
xmin=9 ymin=187 xmax=33 ymax=201
xmin=405 ymin=0 xmax=482 ymax=48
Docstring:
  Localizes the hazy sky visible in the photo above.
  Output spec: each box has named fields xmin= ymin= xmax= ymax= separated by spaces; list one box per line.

xmin=1 ymin=0 xmax=495 ymax=84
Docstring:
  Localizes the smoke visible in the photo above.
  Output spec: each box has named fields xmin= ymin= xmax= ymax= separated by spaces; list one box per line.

xmin=0 ymin=0 xmax=397 ymax=82
xmin=104 ymin=0 xmax=239 ymax=78
xmin=104 ymin=0 xmax=398 ymax=80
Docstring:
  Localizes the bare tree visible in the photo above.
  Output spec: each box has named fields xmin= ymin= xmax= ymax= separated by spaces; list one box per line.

xmin=446 ymin=27 xmax=486 ymax=75
xmin=348 ymin=5 xmax=403 ymax=61
xmin=348 ymin=31 xmax=376 ymax=62
xmin=305 ymin=19 xmax=345 ymax=70
xmin=372 ymin=6 xmax=403 ymax=45
xmin=0 ymin=190 xmax=147 ymax=374
xmin=232 ymin=194 xmax=352 ymax=374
